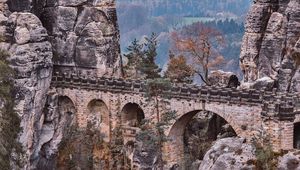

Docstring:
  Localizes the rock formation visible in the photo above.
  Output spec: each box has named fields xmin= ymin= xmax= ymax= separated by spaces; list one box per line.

xmin=0 ymin=10 xmax=53 ymax=169
xmin=278 ymin=151 xmax=300 ymax=170
xmin=5 ymin=0 xmax=121 ymax=78
xmin=208 ymin=70 xmax=240 ymax=88
xmin=199 ymin=138 xmax=256 ymax=170
xmin=39 ymin=0 xmax=122 ymax=77
xmin=0 ymin=0 xmax=299 ymax=169
xmin=240 ymin=0 xmax=300 ymax=92
xmin=0 ymin=0 xmax=121 ymax=169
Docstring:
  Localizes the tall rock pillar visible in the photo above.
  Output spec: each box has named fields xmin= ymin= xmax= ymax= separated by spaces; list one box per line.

xmin=41 ymin=0 xmax=122 ymax=77
xmin=240 ymin=0 xmax=300 ymax=93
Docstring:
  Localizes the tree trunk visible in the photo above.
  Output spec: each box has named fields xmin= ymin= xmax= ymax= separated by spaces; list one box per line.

xmin=155 ymin=95 xmax=160 ymax=122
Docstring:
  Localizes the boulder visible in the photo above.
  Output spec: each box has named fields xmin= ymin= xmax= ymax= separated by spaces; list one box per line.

xmin=208 ymin=70 xmax=240 ymax=88
xmin=240 ymin=77 xmax=276 ymax=91
xmin=278 ymin=151 xmax=300 ymax=170
xmin=199 ymin=137 xmax=256 ymax=170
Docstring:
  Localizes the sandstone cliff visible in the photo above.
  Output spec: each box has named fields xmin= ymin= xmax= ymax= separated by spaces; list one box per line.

xmin=6 ymin=0 xmax=121 ymax=77
xmin=0 ymin=0 xmax=121 ymax=169
xmin=38 ymin=0 xmax=122 ymax=77
xmin=1 ymin=0 xmax=300 ymax=169
xmin=240 ymin=0 xmax=300 ymax=92
xmin=0 ymin=10 xmax=53 ymax=169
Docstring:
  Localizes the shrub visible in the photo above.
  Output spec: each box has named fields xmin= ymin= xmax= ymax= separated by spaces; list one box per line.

xmin=251 ymin=130 xmax=277 ymax=170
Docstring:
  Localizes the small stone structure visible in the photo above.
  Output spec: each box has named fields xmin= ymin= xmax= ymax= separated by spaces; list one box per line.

xmin=51 ymin=69 xmax=300 ymax=168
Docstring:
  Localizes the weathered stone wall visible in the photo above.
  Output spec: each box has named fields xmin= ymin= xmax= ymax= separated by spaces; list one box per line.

xmin=240 ymin=0 xmax=300 ymax=93
xmin=164 ymin=101 xmax=262 ymax=168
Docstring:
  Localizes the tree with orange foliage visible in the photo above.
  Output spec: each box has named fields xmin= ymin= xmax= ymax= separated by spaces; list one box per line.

xmin=171 ymin=23 xmax=225 ymax=85
xmin=165 ymin=51 xmax=194 ymax=84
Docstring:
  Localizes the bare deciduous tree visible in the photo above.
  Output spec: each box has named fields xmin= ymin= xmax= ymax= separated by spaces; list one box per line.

xmin=171 ymin=23 xmax=225 ymax=85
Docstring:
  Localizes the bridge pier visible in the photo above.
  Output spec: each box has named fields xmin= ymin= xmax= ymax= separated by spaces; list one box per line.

xmin=281 ymin=122 xmax=294 ymax=150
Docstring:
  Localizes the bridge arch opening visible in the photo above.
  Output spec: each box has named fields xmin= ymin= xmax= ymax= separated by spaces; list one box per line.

xmin=294 ymin=122 xmax=300 ymax=149
xmin=167 ymin=110 xmax=237 ymax=169
xmin=57 ymin=96 xmax=76 ymax=122
xmin=87 ymin=99 xmax=110 ymax=139
xmin=121 ymin=103 xmax=145 ymax=127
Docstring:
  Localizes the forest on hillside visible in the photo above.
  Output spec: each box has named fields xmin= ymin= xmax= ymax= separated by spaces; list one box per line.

xmin=119 ymin=0 xmax=252 ymax=17
xmin=116 ymin=0 xmax=252 ymax=76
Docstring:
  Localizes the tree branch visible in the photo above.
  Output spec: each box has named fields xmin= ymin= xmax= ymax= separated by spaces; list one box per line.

xmin=197 ymin=72 xmax=210 ymax=86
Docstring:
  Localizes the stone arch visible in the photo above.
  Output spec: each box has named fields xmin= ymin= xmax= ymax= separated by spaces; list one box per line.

xmin=87 ymin=99 xmax=110 ymax=140
xmin=121 ymin=103 xmax=145 ymax=127
xmin=56 ymin=96 xmax=77 ymax=140
xmin=58 ymin=96 xmax=76 ymax=118
xmin=165 ymin=109 xmax=238 ymax=169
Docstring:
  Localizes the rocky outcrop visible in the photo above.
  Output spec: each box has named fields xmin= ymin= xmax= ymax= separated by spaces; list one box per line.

xmin=199 ymin=137 xmax=256 ymax=170
xmin=239 ymin=76 xmax=276 ymax=91
xmin=34 ymin=94 xmax=76 ymax=169
xmin=0 ymin=10 xmax=53 ymax=169
xmin=0 ymin=0 xmax=121 ymax=169
xmin=5 ymin=0 xmax=122 ymax=78
xmin=183 ymin=113 xmax=237 ymax=169
xmin=240 ymin=0 xmax=300 ymax=92
xmin=278 ymin=151 xmax=300 ymax=170
xmin=40 ymin=0 xmax=122 ymax=77
xmin=208 ymin=70 xmax=240 ymax=88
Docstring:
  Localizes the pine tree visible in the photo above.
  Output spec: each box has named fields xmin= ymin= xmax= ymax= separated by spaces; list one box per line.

xmin=140 ymin=33 xmax=162 ymax=79
xmin=124 ymin=39 xmax=144 ymax=79
xmin=124 ymin=33 xmax=162 ymax=80
xmin=137 ymin=77 xmax=176 ymax=169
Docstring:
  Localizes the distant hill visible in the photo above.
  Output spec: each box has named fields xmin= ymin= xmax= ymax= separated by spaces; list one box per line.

xmin=118 ymin=0 xmax=252 ymax=19
xmin=116 ymin=0 xmax=252 ymax=75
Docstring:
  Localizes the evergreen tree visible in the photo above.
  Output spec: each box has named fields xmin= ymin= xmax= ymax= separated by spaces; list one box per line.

xmin=136 ymin=77 xmax=175 ymax=169
xmin=124 ymin=39 xmax=144 ymax=79
xmin=124 ymin=33 xmax=162 ymax=80
xmin=140 ymin=33 xmax=162 ymax=79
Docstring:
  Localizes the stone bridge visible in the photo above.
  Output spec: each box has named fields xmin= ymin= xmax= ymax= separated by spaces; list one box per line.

xmin=50 ymin=70 xmax=300 ymax=168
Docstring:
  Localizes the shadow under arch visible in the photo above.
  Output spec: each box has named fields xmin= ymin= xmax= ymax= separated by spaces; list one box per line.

xmin=87 ymin=99 xmax=110 ymax=140
xmin=58 ymin=96 xmax=76 ymax=113
xmin=294 ymin=122 xmax=300 ymax=149
xmin=57 ymin=96 xmax=77 ymax=121
xmin=121 ymin=103 xmax=145 ymax=127
xmin=166 ymin=109 xmax=238 ymax=169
